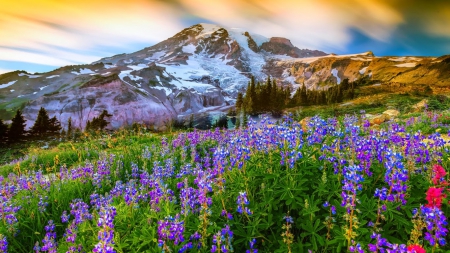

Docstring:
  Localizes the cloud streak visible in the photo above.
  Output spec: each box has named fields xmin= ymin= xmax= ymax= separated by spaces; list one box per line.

xmin=0 ymin=0 xmax=449 ymax=73
xmin=0 ymin=0 xmax=185 ymax=71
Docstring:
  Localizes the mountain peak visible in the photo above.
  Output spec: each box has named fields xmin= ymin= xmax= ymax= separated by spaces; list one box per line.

xmin=268 ymin=37 xmax=294 ymax=47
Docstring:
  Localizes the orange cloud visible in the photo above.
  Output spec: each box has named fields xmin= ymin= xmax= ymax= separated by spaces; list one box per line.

xmin=178 ymin=0 xmax=403 ymax=51
xmin=0 ymin=0 xmax=184 ymax=66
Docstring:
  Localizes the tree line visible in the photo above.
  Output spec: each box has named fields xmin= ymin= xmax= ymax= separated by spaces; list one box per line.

xmin=232 ymin=76 xmax=359 ymax=128
xmin=0 ymin=107 xmax=112 ymax=144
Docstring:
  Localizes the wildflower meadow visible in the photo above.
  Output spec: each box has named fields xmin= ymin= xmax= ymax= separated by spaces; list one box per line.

xmin=0 ymin=114 xmax=449 ymax=252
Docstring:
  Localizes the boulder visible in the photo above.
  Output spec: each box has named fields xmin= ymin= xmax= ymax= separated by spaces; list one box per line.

xmin=412 ymin=99 xmax=428 ymax=112
xmin=383 ymin=109 xmax=400 ymax=120
xmin=299 ymin=117 xmax=312 ymax=132
xmin=368 ymin=114 xmax=387 ymax=125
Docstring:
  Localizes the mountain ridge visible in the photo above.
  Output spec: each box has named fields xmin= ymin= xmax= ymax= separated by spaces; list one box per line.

xmin=1 ymin=23 xmax=449 ymax=130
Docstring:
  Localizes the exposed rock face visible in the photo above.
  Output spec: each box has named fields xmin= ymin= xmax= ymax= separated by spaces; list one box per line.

xmin=368 ymin=114 xmax=387 ymax=125
xmin=412 ymin=99 xmax=428 ymax=112
xmin=0 ymin=23 xmax=329 ymax=129
xmin=383 ymin=109 xmax=400 ymax=120
xmin=22 ymin=79 xmax=176 ymax=130
xmin=261 ymin=37 xmax=327 ymax=58
xmin=3 ymin=23 xmax=450 ymax=130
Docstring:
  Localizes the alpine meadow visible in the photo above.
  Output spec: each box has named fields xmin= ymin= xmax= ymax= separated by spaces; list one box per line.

xmin=1 ymin=1 xmax=450 ymax=252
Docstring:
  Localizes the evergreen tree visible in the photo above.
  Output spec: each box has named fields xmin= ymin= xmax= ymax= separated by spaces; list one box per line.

xmin=189 ymin=114 xmax=194 ymax=129
xmin=48 ymin=116 xmax=62 ymax=135
xmin=215 ymin=114 xmax=228 ymax=129
xmin=242 ymin=110 xmax=248 ymax=127
xmin=67 ymin=117 xmax=73 ymax=138
xmin=249 ymin=77 xmax=256 ymax=114
xmin=88 ymin=110 xmax=112 ymax=131
xmin=97 ymin=110 xmax=112 ymax=130
xmin=300 ymin=83 xmax=307 ymax=106
xmin=0 ymin=119 xmax=8 ymax=143
xmin=8 ymin=110 xmax=27 ymax=142
xmin=265 ymin=76 xmax=272 ymax=110
xmin=236 ymin=93 xmax=244 ymax=113
xmin=85 ymin=120 xmax=91 ymax=132
xmin=30 ymin=107 xmax=51 ymax=137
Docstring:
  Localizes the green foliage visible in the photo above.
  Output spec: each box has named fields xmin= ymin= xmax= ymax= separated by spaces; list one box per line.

xmin=30 ymin=107 xmax=51 ymax=137
xmin=0 ymin=113 xmax=449 ymax=252
xmin=0 ymin=119 xmax=8 ymax=143
xmin=86 ymin=110 xmax=112 ymax=132
xmin=8 ymin=109 xmax=27 ymax=142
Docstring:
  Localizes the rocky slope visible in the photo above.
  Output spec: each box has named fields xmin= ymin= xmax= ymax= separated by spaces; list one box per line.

xmin=0 ymin=23 xmax=326 ymax=129
xmin=1 ymin=23 xmax=449 ymax=129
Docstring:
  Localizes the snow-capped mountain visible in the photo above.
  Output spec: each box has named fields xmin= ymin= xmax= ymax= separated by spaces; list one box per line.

xmin=0 ymin=23 xmax=327 ymax=129
xmin=1 ymin=23 xmax=449 ymax=130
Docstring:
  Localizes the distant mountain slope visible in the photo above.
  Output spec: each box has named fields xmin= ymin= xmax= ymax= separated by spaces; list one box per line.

xmin=1 ymin=23 xmax=449 ymax=130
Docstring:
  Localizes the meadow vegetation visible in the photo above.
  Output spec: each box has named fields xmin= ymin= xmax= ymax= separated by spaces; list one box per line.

xmin=0 ymin=101 xmax=450 ymax=252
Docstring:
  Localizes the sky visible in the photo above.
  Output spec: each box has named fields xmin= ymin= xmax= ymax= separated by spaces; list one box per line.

xmin=0 ymin=0 xmax=449 ymax=74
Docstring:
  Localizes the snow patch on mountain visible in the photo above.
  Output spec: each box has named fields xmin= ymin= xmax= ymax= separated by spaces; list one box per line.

xmin=128 ymin=64 xmax=147 ymax=71
xmin=359 ymin=67 xmax=368 ymax=74
xmin=331 ymin=68 xmax=341 ymax=84
xmin=18 ymin=73 xmax=42 ymax=78
xmin=197 ymin=23 xmax=221 ymax=39
xmin=72 ymin=68 xmax=95 ymax=75
xmin=46 ymin=75 xmax=59 ymax=79
xmin=0 ymin=80 xmax=17 ymax=89
xmin=389 ymin=57 xmax=421 ymax=62
xmin=394 ymin=62 xmax=416 ymax=67
xmin=352 ymin=57 xmax=372 ymax=62
xmin=182 ymin=44 xmax=197 ymax=54
xmin=153 ymin=86 xmax=172 ymax=96
xmin=145 ymin=51 xmax=166 ymax=62
xmin=103 ymin=64 xmax=116 ymax=69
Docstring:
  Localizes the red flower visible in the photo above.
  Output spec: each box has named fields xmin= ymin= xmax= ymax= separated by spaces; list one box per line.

xmin=425 ymin=187 xmax=446 ymax=208
xmin=407 ymin=244 xmax=425 ymax=253
xmin=431 ymin=164 xmax=447 ymax=186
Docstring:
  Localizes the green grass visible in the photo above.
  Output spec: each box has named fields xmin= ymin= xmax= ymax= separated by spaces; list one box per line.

xmin=1 ymin=110 xmax=450 ymax=252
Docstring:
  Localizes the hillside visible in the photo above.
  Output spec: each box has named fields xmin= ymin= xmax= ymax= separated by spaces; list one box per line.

xmin=1 ymin=23 xmax=450 ymax=130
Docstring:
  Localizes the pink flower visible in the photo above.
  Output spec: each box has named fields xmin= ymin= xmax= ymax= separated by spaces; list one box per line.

xmin=425 ymin=187 xmax=445 ymax=208
xmin=432 ymin=165 xmax=447 ymax=186
xmin=407 ymin=244 xmax=425 ymax=253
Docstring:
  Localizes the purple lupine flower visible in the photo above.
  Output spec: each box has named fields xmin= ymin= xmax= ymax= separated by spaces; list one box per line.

xmin=237 ymin=191 xmax=252 ymax=215
xmin=341 ymin=165 xmax=364 ymax=213
xmin=348 ymin=242 xmax=364 ymax=253
xmin=33 ymin=242 xmax=41 ymax=253
xmin=421 ymin=205 xmax=448 ymax=247
xmin=246 ymin=238 xmax=258 ymax=253
xmin=123 ymin=180 xmax=140 ymax=207
xmin=157 ymin=215 xmax=185 ymax=251
xmin=38 ymin=195 xmax=49 ymax=213
xmin=65 ymin=199 xmax=92 ymax=244
xmin=93 ymin=205 xmax=117 ymax=253
xmin=0 ymin=234 xmax=7 ymax=253
xmin=190 ymin=232 xmax=202 ymax=249
xmin=61 ymin=210 xmax=70 ymax=223
xmin=180 ymin=185 xmax=200 ymax=215
xmin=67 ymin=245 xmax=84 ymax=253
xmin=130 ymin=162 xmax=139 ymax=179
xmin=41 ymin=220 xmax=57 ymax=253
xmin=221 ymin=210 xmax=233 ymax=220
xmin=283 ymin=215 xmax=294 ymax=224
xmin=368 ymin=232 xmax=407 ymax=253
xmin=211 ymin=225 xmax=233 ymax=253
